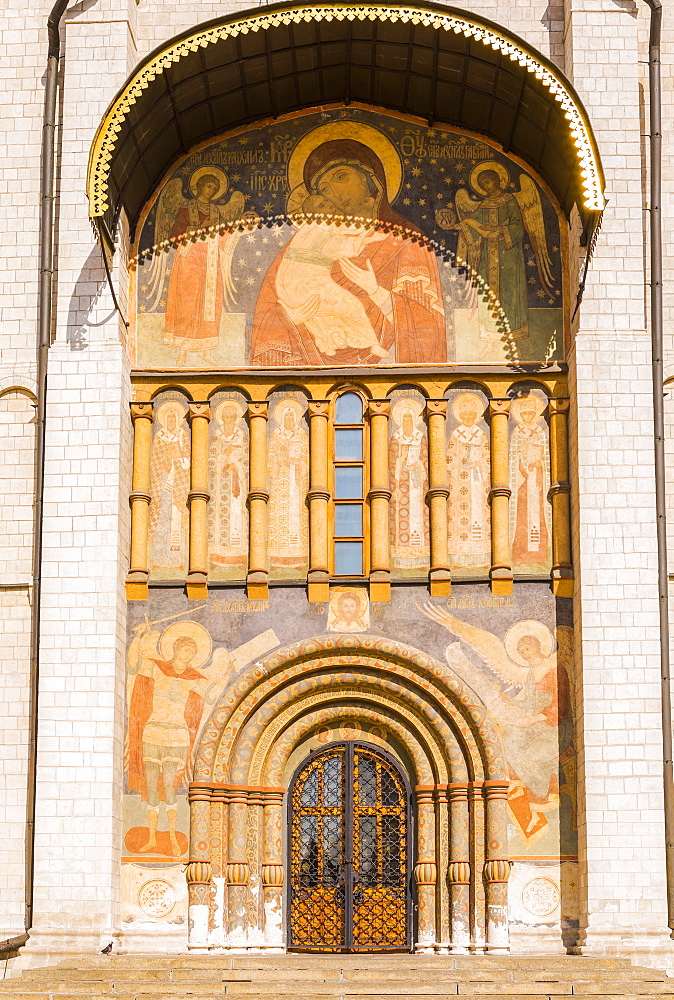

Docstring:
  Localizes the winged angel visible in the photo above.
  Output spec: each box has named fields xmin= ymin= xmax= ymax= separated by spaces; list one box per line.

xmin=143 ymin=167 xmax=250 ymax=366
xmin=419 ymin=602 xmax=574 ymax=842
xmin=436 ymin=161 xmax=556 ymax=356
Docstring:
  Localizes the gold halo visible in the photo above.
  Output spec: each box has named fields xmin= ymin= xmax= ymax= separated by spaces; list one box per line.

xmin=155 ymin=400 xmax=186 ymax=428
xmin=214 ymin=398 xmax=245 ymax=425
xmin=189 ymin=165 xmax=229 ymax=201
xmin=451 ymin=392 xmax=485 ymax=423
xmin=470 ymin=160 xmax=511 ymax=197
xmin=273 ymin=397 xmax=305 ymax=424
xmin=504 ymin=620 xmax=554 ymax=667
xmin=391 ymin=397 xmax=424 ymax=427
xmin=511 ymin=393 xmax=547 ymax=423
xmin=331 ymin=586 xmax=369 ymax=613
xmin=160 ymin=621 xmax=212 ymax=669
xmin=288 ymin=122 xmax=403 ymax=205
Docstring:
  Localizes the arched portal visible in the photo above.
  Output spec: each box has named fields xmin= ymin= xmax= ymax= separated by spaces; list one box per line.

xmin=187 ymin=635 xmax=511 ymax=955
xmin=288 ymin=741 xmax=411 ymax=953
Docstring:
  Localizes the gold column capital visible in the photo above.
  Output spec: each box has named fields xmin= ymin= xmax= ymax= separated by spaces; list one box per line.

xmin=367 ymin=399 xmax=390 ymax=418
xmin=548 ymin=396 xmax=570 ymax=416
xmin=308 ymin=400 xmax=329 ymax=418
xmin=425 ymin=399 xmax=447 ymax=417
xmin=188 ymin=401 xmax=211 ymax=422
xmin=248 ymin=400 xmax=269 ymax=420
xmin=488 ymin=398 xmax=511 ymax=418
xmin=130 ymin=401 xmax=153 ymax=422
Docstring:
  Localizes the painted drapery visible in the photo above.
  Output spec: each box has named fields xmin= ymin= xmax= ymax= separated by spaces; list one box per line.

xmin=208 ymin=393 xmax=249 ymax=580
xmin=446 ymin=389 xmax=491 ymax=574
xmin=148 ymin=396 xmax=190 ymax=580
xmin=267 ymin=393 xmax=310 ymax=577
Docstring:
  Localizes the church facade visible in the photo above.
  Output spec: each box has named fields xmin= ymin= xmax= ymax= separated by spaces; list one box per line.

xmin=2 ymin=0 xmax=674 ymax=972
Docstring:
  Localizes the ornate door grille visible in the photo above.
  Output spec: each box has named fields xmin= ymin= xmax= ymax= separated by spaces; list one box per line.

xmin=288 ymin=741 xmax=410 ymax=952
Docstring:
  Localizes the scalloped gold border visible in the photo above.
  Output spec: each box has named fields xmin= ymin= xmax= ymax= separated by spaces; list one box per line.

xmin=87 ymin=3 xmax=605 ymax=220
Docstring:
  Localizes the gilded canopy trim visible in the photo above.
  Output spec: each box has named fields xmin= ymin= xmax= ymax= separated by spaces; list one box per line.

xmin=87 ymin=2 xmax=605 ymax=227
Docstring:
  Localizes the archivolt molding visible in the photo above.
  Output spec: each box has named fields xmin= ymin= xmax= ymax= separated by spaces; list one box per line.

xmin=263 ymin=704 xmax=434 ymax=786
xmin=88 ymin=3 xmax=604 ymax=222
xmin=243 ymin=687 xmax=452 ymax=786
xmin=193 ymin=634 xmax=506 ymax=783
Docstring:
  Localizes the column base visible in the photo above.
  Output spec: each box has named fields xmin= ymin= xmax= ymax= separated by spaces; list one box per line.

xmin=247 ymin=571 xmax=269 ymax=601
xmin=429 ymin=568 xmax=451 ymax=597
xmin=125 ymin=571 xmax=148 ymax=601
xmin=490 ymin=568 xmax=513 ymax=596
xmin=186 ymin=572 xmax=208 ymax=600
xmin=551 ymin=566 xmax=574 ymax=597
xmin=307 ymin=570 xmax=329 ymax=603
xmin=369 ymin=571 xmax=391 ymax=603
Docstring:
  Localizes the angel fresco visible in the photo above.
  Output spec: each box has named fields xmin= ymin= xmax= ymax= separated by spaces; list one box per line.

xmin=125 ymin=617 xmax=280 ymax=860
xmin=438 ymin=162 xmax=555 ymax=359
xmin=251 ymin=128 xmax=447 ymax=366
xmin=144 ymin=167 xmax=248 ymax=366
xmin=419 ymin=603 xmax=574 ymax=847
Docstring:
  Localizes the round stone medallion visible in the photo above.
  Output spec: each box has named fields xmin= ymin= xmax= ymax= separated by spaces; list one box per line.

xmin=521 ymin=877 xmax=560 ymax=918
xmin=138 ymin=879 xmax=177 ymax=918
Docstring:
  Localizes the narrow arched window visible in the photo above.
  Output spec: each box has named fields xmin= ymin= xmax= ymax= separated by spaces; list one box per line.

xmin=333 ymin=392 xmax=366 ymax=577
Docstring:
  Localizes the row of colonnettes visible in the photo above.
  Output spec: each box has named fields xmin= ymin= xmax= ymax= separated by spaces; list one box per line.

xmin=125 ymin=379 xmax=572 ymax=602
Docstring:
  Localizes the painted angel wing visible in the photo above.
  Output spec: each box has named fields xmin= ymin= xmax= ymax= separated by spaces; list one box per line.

xmin=145 ymin=177 xmax=186 ymax=311
xmin=515 ymin=175 xmax=555 ymax=297
xmin=220 ymin=189 xmax=247 ymax=223
xmin=455 ymin=186 xmax=481 ymax=220
xmin=417 ymin=602 xmax=520 ymax=688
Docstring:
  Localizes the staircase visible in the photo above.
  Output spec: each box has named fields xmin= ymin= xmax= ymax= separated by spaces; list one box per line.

xmin=0 ymin=954 xmax=673 ymax=1000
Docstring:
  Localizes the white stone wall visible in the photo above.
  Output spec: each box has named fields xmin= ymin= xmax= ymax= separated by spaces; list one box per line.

xmin=0 ymin=391 xmax=36 ymax=940
xmin=2 ymin=0 xmax=674 ymax=968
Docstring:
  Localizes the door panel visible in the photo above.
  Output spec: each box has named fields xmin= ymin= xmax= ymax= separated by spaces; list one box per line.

xmin=289 ymin=741 xmax=410 ymax=952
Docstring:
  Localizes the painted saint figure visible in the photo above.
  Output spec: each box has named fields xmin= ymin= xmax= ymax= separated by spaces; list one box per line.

xmin=389 ymin=398 xmax=430 ymax=570
xmin=327 ymin=587 xmax=370 ymax=633
xmin=208 ymin=399 xmax=248 ymax=577
xmin=251 ymin=136 xmax=446 ymax=366
xmin=145 ymin=167 xmax=247 ymax=366
xmin=420 ymin=603 xmax=574 ymax=845
xmin=447 ymin=392 xmax=490 ymax=571
xmin=267 ymin=398 xmax=310 ymax=574
xmin=126 ymin=622 xmax=218 ymax=857
xmin=453 ymin=163 xmax=555 ymax=357
xmin=509 ymin=394 xmax=552 ymax=572
xmin=148 ymin=401 xmax=190 ymax=573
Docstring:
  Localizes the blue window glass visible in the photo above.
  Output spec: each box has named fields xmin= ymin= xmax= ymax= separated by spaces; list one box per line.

xmin=335 ymin=504 xmax=362 ymax=537
xmin=335 ymin=428 xmax=363 ymax=460
xmin=334 ymin=540 xmax=363 ymax=575
xmin=335 ymin=393 xmax=363 ymax=424
xmin=335 ymin=466 xmax=363 ymax=499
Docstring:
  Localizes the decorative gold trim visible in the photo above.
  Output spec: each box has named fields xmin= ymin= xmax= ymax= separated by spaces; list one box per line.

xmin=87 ymin=2 xmax=605 ymax=220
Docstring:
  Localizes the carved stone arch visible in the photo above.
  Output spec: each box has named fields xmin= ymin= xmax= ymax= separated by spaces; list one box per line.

xmin=194 ymin=635 xmax=507 ymax=784
xmin=188 ymin=635 xmax=510 ymax=956
xmin=261 ymin=703 xmax=436 ymax=788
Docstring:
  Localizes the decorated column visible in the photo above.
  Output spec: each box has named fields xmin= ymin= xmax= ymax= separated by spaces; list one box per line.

xmin=261 ymin=789 xmax=285 ymax=949
xmin=488 ymin=399 xmax=513 ymax=595
xmin=186 ymin=785 xmax=213 ymax=952
xmin=549 ymin=397 xmax=573 ymax=597
xmin=187 ymin=401 xmax=210 ymax=599
xmin=426 ymin=400 xmax=451 ymax=596
xmin=307 ymin=400 xmax=330 ymax=602
xmin=483 ymin=780 xmax=511 ymax=954
xmin=447 ymin=782 xmax=471 ymax=953
xmin=414 ymin=786 xmax=437 ymax=952
xmin=226 ymin=788 xmax=250 ymax=947
xmin=126 ymin=402 xmax=153 ymax=600
xmin=368 ymin=400 xmax=391 ymax=602
xmin=247 ymin=401 xmax=269 ymax=600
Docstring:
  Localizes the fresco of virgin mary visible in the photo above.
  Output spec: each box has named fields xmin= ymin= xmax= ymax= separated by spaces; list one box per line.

xmin=250 ymin=136 xmax=447 ymax=366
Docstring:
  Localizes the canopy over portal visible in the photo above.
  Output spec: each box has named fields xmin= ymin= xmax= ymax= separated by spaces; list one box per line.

xmin=88 ymin=1 xmax=604 ymax=242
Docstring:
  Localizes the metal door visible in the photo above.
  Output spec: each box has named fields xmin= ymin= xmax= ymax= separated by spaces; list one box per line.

xmin=288 ymin=741 xmax=410 ymax=952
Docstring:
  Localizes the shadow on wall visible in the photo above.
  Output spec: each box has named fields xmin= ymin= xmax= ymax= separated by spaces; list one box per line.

xmin=66 ymin=244 xmax=114 ymax=351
